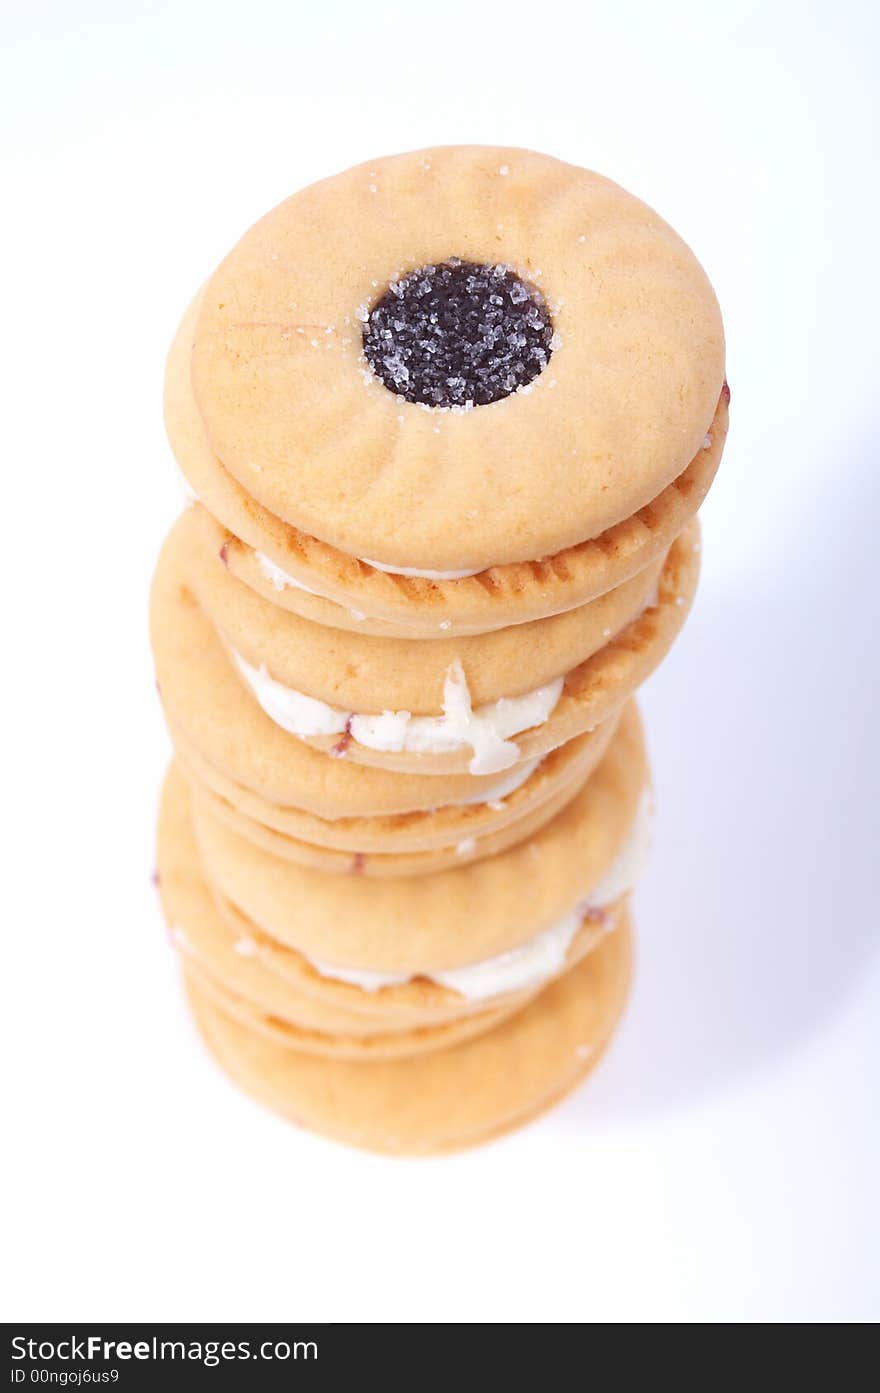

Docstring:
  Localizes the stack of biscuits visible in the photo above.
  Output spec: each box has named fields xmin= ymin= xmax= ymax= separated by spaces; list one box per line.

xmin=151 ymin=147 xmax=727 ymax=1154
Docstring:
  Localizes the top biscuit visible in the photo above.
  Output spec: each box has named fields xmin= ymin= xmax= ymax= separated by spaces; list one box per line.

xmin=192 ymin=146 xmax=724 ymax=573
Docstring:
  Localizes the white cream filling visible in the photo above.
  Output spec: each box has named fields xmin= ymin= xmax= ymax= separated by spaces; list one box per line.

xmin=360 ymin=556 xmax=481 ymax=580
xmin=255 ymin=551 xmax=322 ymax=596
xmin=232 ymin=649 xmax=349 ymax=737
xmin=454 ymin=756 xmax=541 ymax=806
xmin=254 ymin=552 xmax=367 ymax=622
xmin=309 ymin=789 xmax=654 ymax=1001
xmin=232 ymin=652 xmax=563 ymax=776
xmin=430 ymin=907 xmax=585 ymax=999
xmin=585 ymin=787 xmax=654 ymax=905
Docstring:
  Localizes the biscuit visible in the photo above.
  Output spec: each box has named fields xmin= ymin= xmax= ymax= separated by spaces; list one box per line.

xmin=171 ymin=711 xmax=618 ymax=857
xmin=186 ymin=763 xmax=597 ymax=877
xmin=191 ymin=147 xmax=724 ymax=572
xmin=184 ymin=962 xmax=520 ymax=1061
xmin=167 ymin=289 xmax=726 ymax=636
xmin=151 ymin=502 xmax=696 ymax=779
xmin=189 ymin=703 xmax=648 ymax=974
xmin=158 ymin=763 xmax=627 ymax=1037
xmin=212 ymin=888 xmax=619 ymax=1027
xmin=184 ymin=914 xmax=633 ymax=1155
xmin=150 ymin=531 xmax=622 ymax=814
xmin=187 ymin=502 xmax=663 ymax=711
xmin=224 ymin=524 xmax=697 ymax=776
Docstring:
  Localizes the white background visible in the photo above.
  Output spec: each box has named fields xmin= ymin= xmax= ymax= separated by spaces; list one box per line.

xmin=3 ymin=0 xmax=878 ymax=1323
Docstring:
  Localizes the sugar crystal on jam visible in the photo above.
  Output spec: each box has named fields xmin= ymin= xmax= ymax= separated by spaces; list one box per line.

xmin=363 ymin=259 xmax=554 ymax=408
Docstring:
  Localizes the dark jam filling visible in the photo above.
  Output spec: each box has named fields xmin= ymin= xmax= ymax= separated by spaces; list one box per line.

xmin=362 ymin=258 xmax=554 ymax=408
